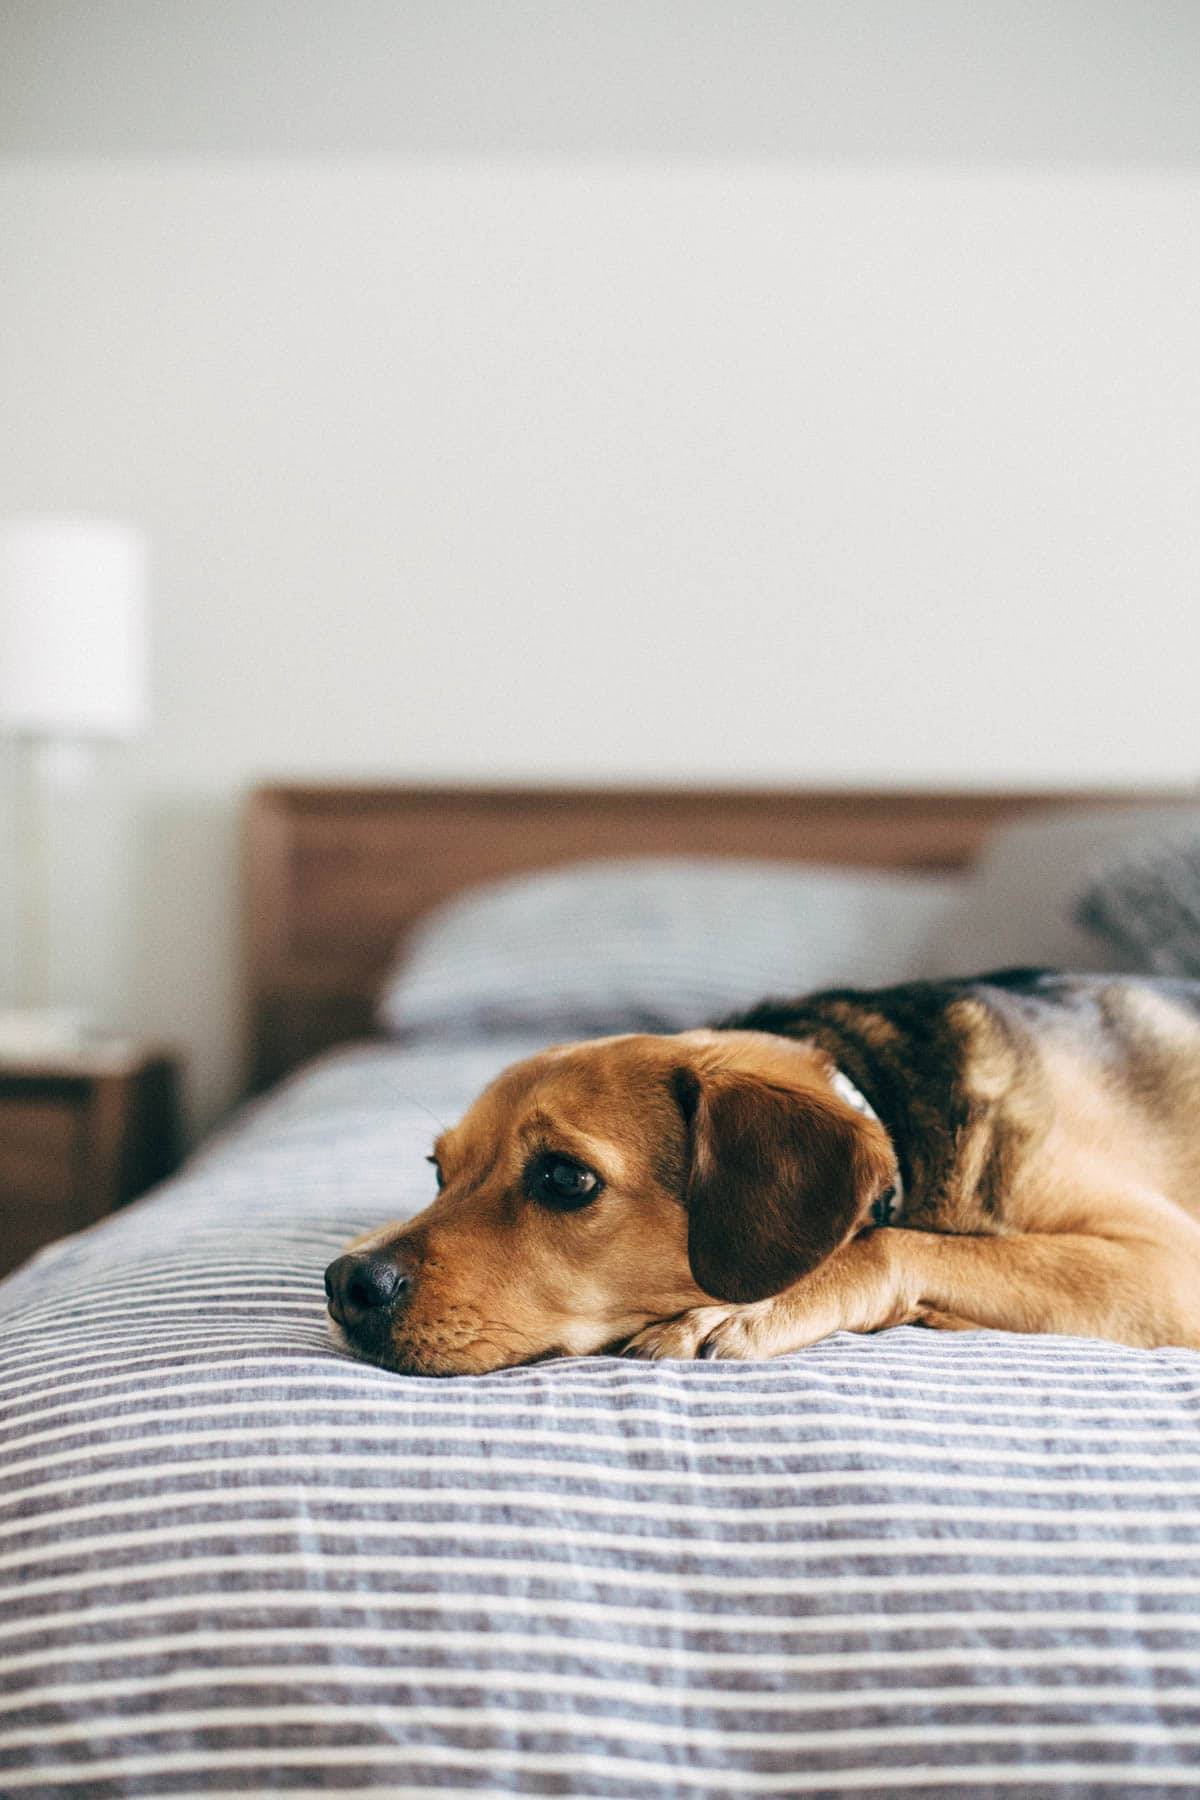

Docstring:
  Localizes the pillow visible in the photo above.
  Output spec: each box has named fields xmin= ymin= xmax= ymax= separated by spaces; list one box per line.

xmin=922 ymin=805 xmax=1200 ymax=979
xmin=1077 ymin=828 xmax=1200 ymax=976
xmin=377 ymin=857 xmax=963 ymax=1040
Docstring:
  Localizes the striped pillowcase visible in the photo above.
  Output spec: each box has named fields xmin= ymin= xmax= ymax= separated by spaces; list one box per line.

xmin=378 ymin=858 xmax=962 ymax=1039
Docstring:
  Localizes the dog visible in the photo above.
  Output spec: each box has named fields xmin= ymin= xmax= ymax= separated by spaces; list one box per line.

xmin=325 ymin=970 xmax=1200 ymax=1374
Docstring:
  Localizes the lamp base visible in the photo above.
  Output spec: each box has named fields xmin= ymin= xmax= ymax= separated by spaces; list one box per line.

xmin=0 ymin=1007 xmax=91 ymax=1062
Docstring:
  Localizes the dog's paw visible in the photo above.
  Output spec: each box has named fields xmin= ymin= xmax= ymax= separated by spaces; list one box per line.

xmin=622 ymin=1303 xmax=783 ymax=1362
xmin=621 ymin=1305 xmax=740 ymax=1361
xmin=693 ymin=1304 xmax=783 ymax=1360
xmin=623 ymin=1295 xmax=851 ymax=1362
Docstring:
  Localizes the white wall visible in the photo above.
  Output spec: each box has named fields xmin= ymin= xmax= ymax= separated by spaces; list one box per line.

xmin=2 ymin=4 xmax=1199 ymax=1135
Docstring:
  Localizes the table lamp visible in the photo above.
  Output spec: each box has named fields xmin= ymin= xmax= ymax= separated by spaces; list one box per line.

xmin=0 ymin=517 xmax=150 ymax=1058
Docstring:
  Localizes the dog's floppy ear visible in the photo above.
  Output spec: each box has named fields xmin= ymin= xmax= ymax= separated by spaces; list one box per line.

xmin=670 ymin=1063 xmax=895 ymax=1303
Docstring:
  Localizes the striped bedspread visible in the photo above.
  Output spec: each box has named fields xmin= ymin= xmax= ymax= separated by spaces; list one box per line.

xmin=2 ymin=1036 xmax=1200 ymax=1797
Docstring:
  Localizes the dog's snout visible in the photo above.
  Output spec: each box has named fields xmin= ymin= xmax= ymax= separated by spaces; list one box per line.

xmin=325 ymin=1252 xmax=409 ymax=1330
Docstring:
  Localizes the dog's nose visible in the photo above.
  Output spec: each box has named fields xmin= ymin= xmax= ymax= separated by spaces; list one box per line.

xmin=324 ymin=1253 xmax=409 ymax=1330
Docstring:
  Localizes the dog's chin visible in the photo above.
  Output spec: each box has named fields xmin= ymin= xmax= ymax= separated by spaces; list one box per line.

xmin=328 ymin=1317 xmax=433 ymax=1375
xmin=325 ymin=1301 xmax=645 ymax=1377
xmin=326 ymin=1309 xmax=562 ymax=1377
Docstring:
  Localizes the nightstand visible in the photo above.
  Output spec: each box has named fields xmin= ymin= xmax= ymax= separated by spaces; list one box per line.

xmin=0 ymin=1042 xmax=183 ymax=1280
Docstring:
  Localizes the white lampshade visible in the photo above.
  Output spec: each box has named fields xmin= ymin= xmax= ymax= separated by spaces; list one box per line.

xmin=0 ymin=517 xmax=150 ymax=739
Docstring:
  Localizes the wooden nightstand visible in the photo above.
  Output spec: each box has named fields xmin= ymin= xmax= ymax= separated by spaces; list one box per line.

xmin=0 ymin=1042 xmax=183 ymax=1280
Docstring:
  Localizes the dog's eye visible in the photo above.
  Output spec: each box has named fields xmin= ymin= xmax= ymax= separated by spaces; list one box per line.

xmin=426 ymin=1155 xmax=444 ymax=1191
xmin=529 ymin=1155 xmax=601 ymax=1211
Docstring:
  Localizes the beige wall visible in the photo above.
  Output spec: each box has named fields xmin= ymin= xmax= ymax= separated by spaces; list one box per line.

xmin=2 ymin=5 xmax=1199 ymax=1136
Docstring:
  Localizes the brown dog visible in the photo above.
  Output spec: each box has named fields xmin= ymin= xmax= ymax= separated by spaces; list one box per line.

xmin=325 ymin=971 xmax=1200 ymax=1374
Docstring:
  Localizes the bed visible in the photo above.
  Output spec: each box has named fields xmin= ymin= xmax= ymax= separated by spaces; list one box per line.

xmin=3 ymin=784 xmax=1200 ymax=1797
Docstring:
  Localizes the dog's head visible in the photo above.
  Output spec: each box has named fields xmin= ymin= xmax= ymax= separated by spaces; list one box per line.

xmin=325 ymin=1029 xmax=896 ymax=1374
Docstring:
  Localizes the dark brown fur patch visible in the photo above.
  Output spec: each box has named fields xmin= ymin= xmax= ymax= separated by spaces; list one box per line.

xmin=677 ymin=1059 xmax=895 ymax=1303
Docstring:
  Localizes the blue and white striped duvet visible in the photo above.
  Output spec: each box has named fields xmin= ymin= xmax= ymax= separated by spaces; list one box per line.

xmin=3 ymin=1036 xmax=1200 ymax=1797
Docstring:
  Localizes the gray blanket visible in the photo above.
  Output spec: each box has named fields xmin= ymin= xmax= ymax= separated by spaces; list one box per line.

xmin=2 ymin=1038 xmax=1199 ymax=1796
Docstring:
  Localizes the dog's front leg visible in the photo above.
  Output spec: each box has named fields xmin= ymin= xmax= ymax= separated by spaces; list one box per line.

xmin=875 ymin=1223 xmax=1200 ymax=1350
xmin=623 ymin=1230 xmax=914 ymax=1361
xmin=625 ymin=1220 xmax=1200 ymax=1360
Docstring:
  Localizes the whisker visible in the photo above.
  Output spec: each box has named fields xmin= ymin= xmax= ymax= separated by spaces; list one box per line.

xmin=474 ymin=1316 xmax=542 ymax=1351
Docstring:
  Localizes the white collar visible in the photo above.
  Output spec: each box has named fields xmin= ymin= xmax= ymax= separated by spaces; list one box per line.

xmin=828 ymin=1066 xmax=904 ymax=1226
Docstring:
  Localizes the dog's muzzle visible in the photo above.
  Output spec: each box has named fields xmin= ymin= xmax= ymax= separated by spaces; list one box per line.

xmin=325 ymin=1251 xmax=411 ymax=1357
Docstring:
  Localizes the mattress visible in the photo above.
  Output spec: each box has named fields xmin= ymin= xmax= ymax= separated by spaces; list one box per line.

xmin=2 ymin=1035 xmax=1200 ymax=1797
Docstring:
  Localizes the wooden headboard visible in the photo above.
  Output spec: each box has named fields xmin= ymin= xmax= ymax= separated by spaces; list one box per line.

xmin=243 ymin=784 xmax=1171 ymax=1093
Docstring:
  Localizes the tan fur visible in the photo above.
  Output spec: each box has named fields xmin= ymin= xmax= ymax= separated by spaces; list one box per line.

xmin=336 ymin=988 xmax=1200 ymax=1372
